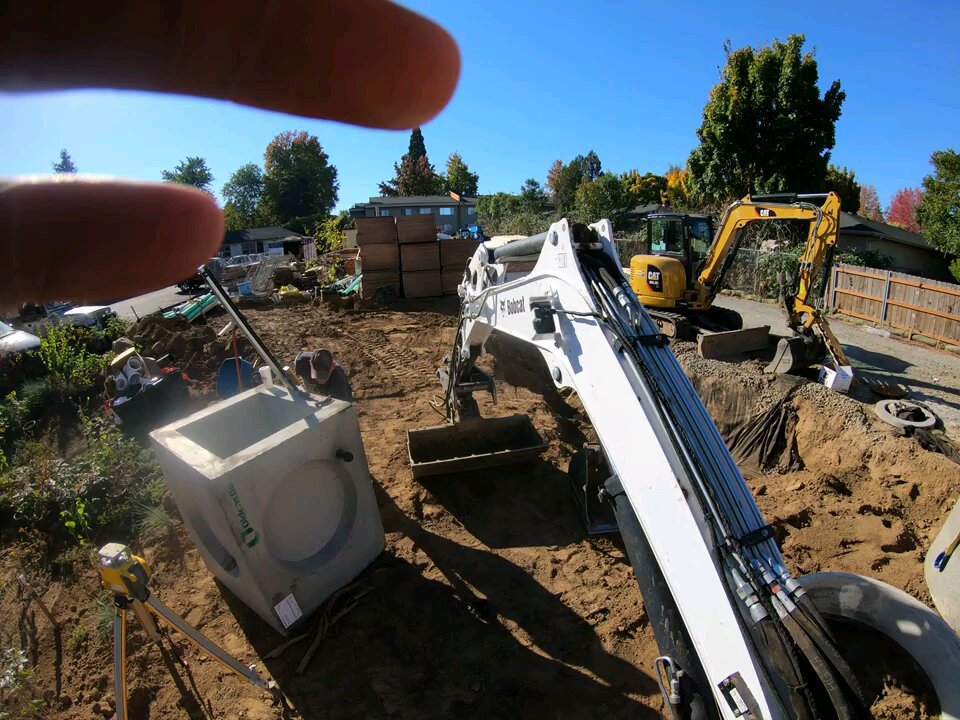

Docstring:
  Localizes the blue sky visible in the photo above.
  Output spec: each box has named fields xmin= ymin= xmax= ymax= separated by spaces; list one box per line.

xmin=1 ymin=0 xmax=957 ymax=213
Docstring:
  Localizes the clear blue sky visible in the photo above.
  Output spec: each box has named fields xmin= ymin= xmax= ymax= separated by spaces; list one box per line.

xmin=1 ymin=0 xmax=957 ymax=212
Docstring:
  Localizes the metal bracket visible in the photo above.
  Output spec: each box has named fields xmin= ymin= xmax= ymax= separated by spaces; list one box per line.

xmin=637 ymin=333 xmax=669 ymax=348
xmin=738 ymin=525 xmax=776 ymax=547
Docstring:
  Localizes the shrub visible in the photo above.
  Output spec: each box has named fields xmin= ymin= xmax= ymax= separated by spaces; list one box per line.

xmin=0 ymin=414 xmax=163 ymax=556
xmin=34 ymin=325 xmax=106 ymax=402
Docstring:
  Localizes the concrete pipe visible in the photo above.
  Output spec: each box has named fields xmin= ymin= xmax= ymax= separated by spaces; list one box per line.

xmin=800 ymin=571 xmax=960 ymax=720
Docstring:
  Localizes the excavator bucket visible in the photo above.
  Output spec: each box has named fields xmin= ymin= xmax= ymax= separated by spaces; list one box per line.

xmin=407 ymin=415 xmax=547 ymax=479
xmin=765 ymin=334 xmax=826 ymax=375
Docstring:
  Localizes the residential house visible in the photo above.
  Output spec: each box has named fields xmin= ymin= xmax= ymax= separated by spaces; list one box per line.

xmin=348 ymin=192 xmax=477 ymax=234
xmin=838 ymin=212 xmax=948 ymax=279
xmin=221 ymin=227 xmax=313 ymax=258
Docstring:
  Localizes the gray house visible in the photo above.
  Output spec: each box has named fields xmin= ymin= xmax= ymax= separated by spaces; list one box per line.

xmin=221 ymin=226 xmax=313 ymax=258
xmin=349 ymin=192 xmax=477 ymax=234
xmin=838 ymin=213 xmax=948 ymax=279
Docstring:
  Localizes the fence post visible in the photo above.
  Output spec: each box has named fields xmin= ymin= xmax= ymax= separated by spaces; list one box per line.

xmin=829 ymin=265 xmax=838 ymax=310
xmin=880 ymin=270 xmax=891 ymax=324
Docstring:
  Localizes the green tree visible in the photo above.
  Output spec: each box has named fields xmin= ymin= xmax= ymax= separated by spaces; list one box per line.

xmin=380 ymin=155 xmax=441 ymax=197
xmin=161 ymin=156 xmax=214 ymax=195
xmin=546 ymin=152 xmax=603 ymax=212
xmin=314 ymin=211 xmax=351 ymax=253
xmin=519 ymin=178 xmax=548 ymax=213
xmin=379 ymin=128 xmax=441 ymax=196
xmin=574 ymin=173 xmax=632 ymax=222
xmin=573 ymin=151 xmax=602 ymax=182
xmin=826 ymin=164 xmax=861 ymax=213
xmin=222 ymin=163 xmax=266 ymax=231
xmin=408 ymin=127 xmax=427 ymax=160
xmin=917 ymin=149 xmax=960 ymax=281
xmin=443 ymin=152 xmax=479 ymax=196
xmin=620 ymin=171 xmax=666 ymax=206
xmin=859 ymin=184 xmax=883 ymax=221
xmin=687 ymin=34 xmax=844 ymax=203
xmin=52 ymin=149 xmax=77 ymax=173
xmin=261 ymin=131 xmax=338 ymax=225
xmin=476 ymin=191 xmax=548 ymax=236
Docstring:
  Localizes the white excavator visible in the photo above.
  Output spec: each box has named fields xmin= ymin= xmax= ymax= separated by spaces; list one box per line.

xmin=408 ymin=217 xmax=960 ymax=719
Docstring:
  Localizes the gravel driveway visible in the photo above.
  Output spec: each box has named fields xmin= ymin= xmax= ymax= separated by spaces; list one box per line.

xmin=713 ymin=294 xmax=960 ymax=438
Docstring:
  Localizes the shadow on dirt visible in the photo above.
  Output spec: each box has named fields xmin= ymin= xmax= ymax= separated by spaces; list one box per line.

xmin=218 ymin=487 xmax=658 ymax=720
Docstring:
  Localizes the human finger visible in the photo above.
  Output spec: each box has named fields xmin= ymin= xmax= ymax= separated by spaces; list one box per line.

xmin=1 ymin=177 xmax=223 ymax=313
xmin=0 ymin=0 xmax=460 ymax=130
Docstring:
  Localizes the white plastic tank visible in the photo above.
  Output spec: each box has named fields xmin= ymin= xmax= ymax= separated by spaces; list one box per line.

xmin=149 ymin=384 xmax=385 ymax=634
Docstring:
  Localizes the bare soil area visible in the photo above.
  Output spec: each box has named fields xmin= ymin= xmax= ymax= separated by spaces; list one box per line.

xmin=6 ymin=297 xmax=957 ymax=720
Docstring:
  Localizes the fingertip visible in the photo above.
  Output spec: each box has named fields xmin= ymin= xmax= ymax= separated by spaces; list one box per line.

xmin=1 ymin=178 xmax=225 ymax=309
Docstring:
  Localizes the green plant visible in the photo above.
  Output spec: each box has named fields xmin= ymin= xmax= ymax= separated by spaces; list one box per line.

xmin=0 ymin=646 xmax=46 ymax=719
xmin=33 ymin=325 xmax=106 ymax=402
xmin=0 ymin=413 xmax=164 ymax=559
xmin=66 ymin=625 xmax=88 ymax=653
xmin=60 ymin=499 xmax=91 ymax=545
xmin=136 ymin=501 xmax=173 ymax=545
xmin=92 ymin=592 xmax=116 ymax=640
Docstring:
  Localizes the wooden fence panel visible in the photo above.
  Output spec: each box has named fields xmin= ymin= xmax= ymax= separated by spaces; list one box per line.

xmin=827 ymin=264 xmax=960 ymax=344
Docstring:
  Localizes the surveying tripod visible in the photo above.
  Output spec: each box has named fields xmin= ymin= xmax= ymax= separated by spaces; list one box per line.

xmin=97 ymin=543 xmax=278 ymax=719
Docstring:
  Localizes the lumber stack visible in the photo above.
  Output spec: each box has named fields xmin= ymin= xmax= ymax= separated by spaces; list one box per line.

xmin=439 ymin=238 xmax=477 ymax=295
xmin=356 ymin=217 xmax=400 ymax=299
xmin=396 ymin=216 xmax=442 ymax=298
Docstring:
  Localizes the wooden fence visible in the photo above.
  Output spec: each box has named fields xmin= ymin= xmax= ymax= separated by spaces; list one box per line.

xmin=826 ymin=264 xmax=960 ymax=345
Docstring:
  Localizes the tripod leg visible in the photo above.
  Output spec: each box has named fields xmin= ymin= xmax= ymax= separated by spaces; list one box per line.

xmin=145 ymin=595 xmax=275 ymax=692
xmin=113 ymin=603 xmax=128 ymax=720
xmin=131 ymin=599 xmax=162 ymax=643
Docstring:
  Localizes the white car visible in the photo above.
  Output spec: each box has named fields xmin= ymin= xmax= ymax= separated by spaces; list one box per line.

xmin=15 ymin=302 xmax=117 ymax=334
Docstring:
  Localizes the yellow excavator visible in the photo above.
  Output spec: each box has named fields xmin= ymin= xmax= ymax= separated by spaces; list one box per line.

xmin=629 ymin=191 xmax=849 ymax=374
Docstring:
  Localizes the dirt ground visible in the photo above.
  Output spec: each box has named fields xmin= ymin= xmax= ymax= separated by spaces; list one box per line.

xmin=715 ymin=294 xmax=960 ymax=438
xmin=8 ymin=297 xmax=959 ymax=720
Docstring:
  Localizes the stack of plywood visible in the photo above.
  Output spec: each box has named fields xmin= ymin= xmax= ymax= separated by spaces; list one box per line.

xmin=439 ymin=238 xmax=478 ymax=295
xmin=396 ymin=216 xmax=441 ymax=298
xmin=356 ymin=217 xmax=400 ymax=299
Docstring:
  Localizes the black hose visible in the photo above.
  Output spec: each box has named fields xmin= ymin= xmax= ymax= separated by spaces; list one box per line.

xmin=756 ymin=615 xmax=818 ymax=720
xmin=607 ymin=478 xmax=717 ymax=720
xmin=791 ymin=602 xmax=869 ymax=710
xmin=780 ymin=611 xmax=858 ymax=720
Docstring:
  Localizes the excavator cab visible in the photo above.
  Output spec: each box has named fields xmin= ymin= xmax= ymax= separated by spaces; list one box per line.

xmin=630 ymin=213 xmax=713 ymax=312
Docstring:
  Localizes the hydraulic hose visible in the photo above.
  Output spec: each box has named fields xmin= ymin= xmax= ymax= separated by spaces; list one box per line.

xmin=755 ymin=614 xmax=818 ymax=720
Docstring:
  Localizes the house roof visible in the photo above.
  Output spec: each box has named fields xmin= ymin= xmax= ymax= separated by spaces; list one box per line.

xmin=625 ymin=203 xmax=668 ymax=217
xmin=223 ymin=226 xmax=311 ymax=244
xmin=361 ymin=194 xmax=477 ymax=207
xmin=839 ymin=212 xmax=931 ymax=250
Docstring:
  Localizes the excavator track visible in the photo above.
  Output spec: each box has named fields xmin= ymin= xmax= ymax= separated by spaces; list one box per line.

xmin=646 ymin=309 xmax=697 ymax=341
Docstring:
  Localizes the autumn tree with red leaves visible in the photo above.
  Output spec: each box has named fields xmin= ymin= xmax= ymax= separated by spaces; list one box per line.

xmin=886 ymin=187 xmax=923 ymax=233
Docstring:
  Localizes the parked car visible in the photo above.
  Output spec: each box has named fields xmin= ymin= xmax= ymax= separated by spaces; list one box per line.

xmin=13 ymin=301 xmax=117 ymax=334
xmin=0 ymin=320 xmax=42 ymax=388
xmin=0 ymin=320 xmax=41 ymax=359
xmin=221 ymin=254 xmax=266 ymax=282
xmin=176 ymin=257 xmax=225 ymax=293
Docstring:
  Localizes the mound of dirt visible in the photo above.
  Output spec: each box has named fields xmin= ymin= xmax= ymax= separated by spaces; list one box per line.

xmin=8 ymin=299 xmax=954 ymax=720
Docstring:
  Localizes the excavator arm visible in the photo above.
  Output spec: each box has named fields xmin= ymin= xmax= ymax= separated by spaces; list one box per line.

xmin=691 ymin=192 xmax=848 ymax=373
xmin=442 ymin=217 xmax=872 ymax=720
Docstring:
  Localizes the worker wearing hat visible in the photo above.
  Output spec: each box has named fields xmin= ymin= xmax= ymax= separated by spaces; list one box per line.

xmin=294 ymin=349 xmax=353 ymax=403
